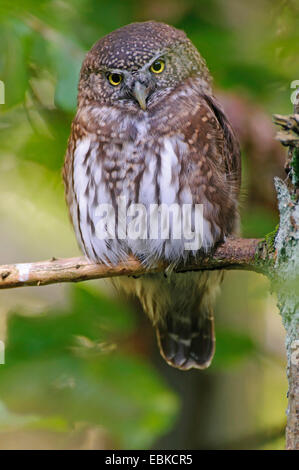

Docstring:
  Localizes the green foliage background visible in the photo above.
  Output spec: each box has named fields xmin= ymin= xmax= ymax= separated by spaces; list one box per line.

xmin=0 ymin=0 xmax=297 ymax=449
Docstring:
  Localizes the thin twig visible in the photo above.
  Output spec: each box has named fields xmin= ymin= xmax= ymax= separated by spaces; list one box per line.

xmin=0 ymin=238 xmax=265 ymax=290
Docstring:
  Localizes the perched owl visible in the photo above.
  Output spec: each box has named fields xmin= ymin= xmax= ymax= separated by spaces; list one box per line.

xmin=64 ymin=21 xmax=241 ymax=370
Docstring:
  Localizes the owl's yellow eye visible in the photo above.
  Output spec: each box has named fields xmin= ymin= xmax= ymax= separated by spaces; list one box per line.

xmin=150 ymin=59 xmax=165 ymax=74
xmin=108 ymin=73 xmax=123 ymax=86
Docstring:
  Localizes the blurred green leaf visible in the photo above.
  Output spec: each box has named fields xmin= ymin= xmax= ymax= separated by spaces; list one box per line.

xmin=0 ymin=19 xmax=32 ymax=107
xmin=0 ymin=285 xmax=178 ymax=449
xmin=0 ymin=400 xmax=69 ymax=432
xmin=49 ymin=42 xmax=84 ymax=112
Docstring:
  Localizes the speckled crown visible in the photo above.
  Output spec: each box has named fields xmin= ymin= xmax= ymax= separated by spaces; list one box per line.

xmin=84 ymin=21 xmax=188 ymax=71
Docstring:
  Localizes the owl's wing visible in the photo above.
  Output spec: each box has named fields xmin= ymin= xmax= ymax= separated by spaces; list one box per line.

xmin=179 ymin=91 xmax=241 ymax=241
xmin=201 ymin=92 xmax=241 ymax=190
xmin=63 ymin=129 xmax=77 ymax=227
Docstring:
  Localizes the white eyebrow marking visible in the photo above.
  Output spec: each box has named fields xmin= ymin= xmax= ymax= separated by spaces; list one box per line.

xmin=16 ymin=264 xmax=31 ymax=282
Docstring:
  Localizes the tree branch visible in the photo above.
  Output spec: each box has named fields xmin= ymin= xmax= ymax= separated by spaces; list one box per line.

xmin=0 ymin=237 xmax=266 ymax=290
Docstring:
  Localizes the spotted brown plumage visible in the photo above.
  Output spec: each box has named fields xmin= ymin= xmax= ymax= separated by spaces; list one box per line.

xmin=63 ymin=21 xmax=241 ymax=370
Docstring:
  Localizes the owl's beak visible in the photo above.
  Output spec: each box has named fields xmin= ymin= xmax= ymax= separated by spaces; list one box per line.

xmin=132 ymin=81 xmax=149 ymax=111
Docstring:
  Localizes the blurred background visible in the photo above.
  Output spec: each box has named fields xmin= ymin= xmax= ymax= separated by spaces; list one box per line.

xmin=0 ymin=0 xmax=298 ymax=450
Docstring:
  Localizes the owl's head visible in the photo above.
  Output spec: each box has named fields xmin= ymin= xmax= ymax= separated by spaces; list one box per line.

xmin=78 ymin=21 xmax=211 ymax=111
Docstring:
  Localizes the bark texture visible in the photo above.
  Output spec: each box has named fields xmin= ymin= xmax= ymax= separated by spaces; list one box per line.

xmin=273 ymin=101 xmax=299 ymax=449
xmin=0 ymin=237 xmax=265 ymax=290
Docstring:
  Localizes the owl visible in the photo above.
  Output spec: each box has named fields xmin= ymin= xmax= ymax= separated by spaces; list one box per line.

xmin=64 ymin=21 xmax=241 ymax=370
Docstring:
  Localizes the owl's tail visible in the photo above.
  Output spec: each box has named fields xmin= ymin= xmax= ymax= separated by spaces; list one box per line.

xmin=114 ymin=271 xmax=221 ymax=371
xmin=156 ymin=306 xmax=215 ymax=370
